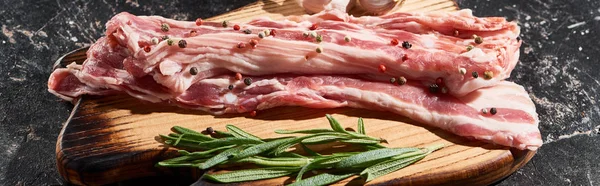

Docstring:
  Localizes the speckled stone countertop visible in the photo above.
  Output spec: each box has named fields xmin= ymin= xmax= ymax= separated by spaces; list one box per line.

xmin=1 ymin=0 xmax=598 ymax=185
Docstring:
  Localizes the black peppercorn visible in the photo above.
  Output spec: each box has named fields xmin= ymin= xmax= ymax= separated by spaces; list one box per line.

xmin=228 ymin=84 xmax=234 ymax=90
xmin=429 ymin=84 xmax=439 ymax=93
xmin=472 ymin=71 xmax=479 ymax=78
xmin=244 ymin=78 xmax=252 ymax=85
xmin=490 ymin=107 xmax=497 ymax=115
xmin=178 ymin=39 xmax=187 ymax=48
xmin=402 ymin=41 xmax=412 ymax=49
xmin=206 ymin=127 xmax=214 ymax=134
xmin=189 ymin=67 xmax=198 ymax=75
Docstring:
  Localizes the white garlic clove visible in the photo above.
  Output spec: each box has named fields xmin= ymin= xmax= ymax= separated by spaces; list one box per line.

xmin=357 ymin=0 xmax=403 ymax=15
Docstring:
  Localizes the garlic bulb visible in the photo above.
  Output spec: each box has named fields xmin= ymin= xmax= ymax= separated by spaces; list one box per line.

xmin=298 ymin=0 xmax=355 ymax=14
xmin=357 ymin=0 xmax=403 ymax=15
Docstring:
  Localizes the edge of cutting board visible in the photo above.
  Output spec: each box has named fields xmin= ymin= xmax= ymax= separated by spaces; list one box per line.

xmin=54 ymin=0 xmax=535 ymax=185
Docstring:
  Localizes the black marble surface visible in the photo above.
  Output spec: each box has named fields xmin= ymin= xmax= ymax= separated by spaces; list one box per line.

xmin=0 ymin=0 xmax=598 ymax=185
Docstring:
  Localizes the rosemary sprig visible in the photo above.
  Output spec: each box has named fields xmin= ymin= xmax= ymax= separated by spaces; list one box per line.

xmin=156 ymin=115 xmax=444 ymax=185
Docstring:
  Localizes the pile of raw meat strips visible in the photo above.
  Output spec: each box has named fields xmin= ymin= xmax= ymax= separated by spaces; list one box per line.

xmin=48 ymin=10 xmax=542 ymax=150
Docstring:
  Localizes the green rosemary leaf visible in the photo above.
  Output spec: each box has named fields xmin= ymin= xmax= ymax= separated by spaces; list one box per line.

xmin=360 ymin=153 xmax=427 ymax=182
xmin=204 ymin=167 xmax=300 ymax=183
xmin=226 ymin=124 xmax=263 ymax=142
xmin=325 ymin=114 xmax=347 ymax=133
xmin=197 ymin=137 xmax=263 ymax=149
xmin=299 ymin=143 xmax=321 ymax=157
xmin=263 ymin=136 xmax=295 ymax=142
xmin=214 ymin=130 xmax=235 ymax=138
xmin=295 ymin=155 xmax=349 ymax=181
xmin=233 ymin=137 xmax=297 ymax=160
xmin=340 ymin=138 xmax=380 ymax=145
xmin=169 ymin=132 xmax=214 ymax=142
xmin=289 ymin=172 xmax=355 ymax=186
xmin=161 ymin=134 xmax=202 ymax=144
xmin=301 ymin=135 xmax=347 ymax=145
xmin=235 ymin=133 xmax=336 ymax=160
xmin=156 ymin=160 xmax=206 ymax=168
xmin=234 ymin=157 xmax=310 ymax=167
xmin=357 ymin=117 xmax=365 ymax=134
xmin=200 ymin=145 xmax=249 ymax=169
xmin=172 ymin=126 xmax=204 ymax=136
xmin=275 ymin=129 xmax=334 ymax=134
xmin=160 ymin=145 xmax=237 ymax=165
xmin=271 ymin=133 xmax=342 ymax=156
xmin=336 ymin=147 xmax=420 ymax=169
xmin=276 ymin=152 xmax=308 ymax=158
xmin=160 ymin=135 xmax=207 ymax=150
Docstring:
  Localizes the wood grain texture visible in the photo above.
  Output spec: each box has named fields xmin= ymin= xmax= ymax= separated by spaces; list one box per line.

xmin=54 ymin=0 xmax=534 ymax=185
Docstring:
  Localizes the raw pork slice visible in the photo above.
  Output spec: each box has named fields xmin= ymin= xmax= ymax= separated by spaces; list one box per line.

xmin=101 ymin=9 xmax=520 ymax=97
xmin=49 ymin=36 xmax=541 ymax=150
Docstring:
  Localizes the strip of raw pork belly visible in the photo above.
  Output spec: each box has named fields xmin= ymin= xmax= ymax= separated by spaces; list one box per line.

xmin=105 ymin=9 xmax=521 ymax=97
xmin=48 ymin=37 xmax=541 ymax=150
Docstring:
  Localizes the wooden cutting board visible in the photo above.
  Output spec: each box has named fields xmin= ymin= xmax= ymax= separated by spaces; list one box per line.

xmin=55 ymin=0 xmax=536 ymax=185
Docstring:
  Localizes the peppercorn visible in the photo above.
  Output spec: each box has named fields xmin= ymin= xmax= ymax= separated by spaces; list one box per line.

xmin=143 ymin=46 xmax=151 ymax=52
xmin=228 ymin=84 xmax=234 ymax=90
xmin=249 ymin=39 xmax=258 ymax=48
xmin=474 ymin=35 xmax=483 ymax=44
xmin=516 ymin=36 xmax=521 ymax=41
xmin=270 ymin=29 xmax=277 ymax=37
xmin=237 ymin=42 xmax=246 ymax=49
xmin=390 ymin=38 xmax=399 ymax=45
xmin=235 ymin=72 xmax=242 ymax=80
xmin=389 ymin=77 xmax=396 ymax=84
xmin=195 ymin=18 xmax=203 ymax=26
xmin=481 ymin=108 xmax=487 ymax=114
xmin=344 ymin=35 xmax=351 ymax=42
xmin=303 ymin=32 xmax=309 ymax=37
xmin=441 ymin=87 xmax=448 ymax=94
xmin=466 ymin=45 xmax=474 ymax=51
xmin=397 ymin=76 xmax=407 ymax=85
xmin=309 ymin=23 xmax=318 ymax=30
xmin=258 ymin=32 xmax=265 ymax=38
xmin=402 ymin=41 xmax=412 ymax=49
xmin=233 ymin=24 xmax=240 ymax=31
xmin=160 ymin=23 xmax=170 ymax=32
xmin=429 ymin=84 xmax=439 ymax=93
xmin=490 ymin=107 xmax=497 ymax=115
xmin=435 ymin=77 xmax=444 ymax=86
xmin=151 ymin=37 xmax=159 ymax=44
xmin=316 ymin=46 xmax=323 ymax=53
xmin=167 ymin=39 xmax=174 ymax=46
xmin=250 ymin=110 xmax=257 ymax=117
xmin=315 ymin=35 xmax=323 ymax=43
xmin=162 ymin=35 xmax=169 ymax=40
xmin=244 ymin=78 xmax=252 ymax=85
xmin=472 ymin=71 xmax=479 ymax=78
xmin=243 ymin=29 xmax=252 ymax=34
xmin=402 ymin=54 xmax=408 ymax=61
xmin=459 ymin=68 xmax=467 ymax=75
xmin=222 ymin=21 xmax=228 ymax=27
xmin=189 ymin=67 xmax=198 ymax=75
xmin=378 ymin=64 xmax=386 ymax=73
xmin=178 ymin=39 xmax=187 ymax=48
xmin=206 ymin=127 xmax=214 ymax=134
xmin=483 ymin=71 xmax=494 ymax=80
xmin=189 ymin=30 xmax=197 ymax=37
